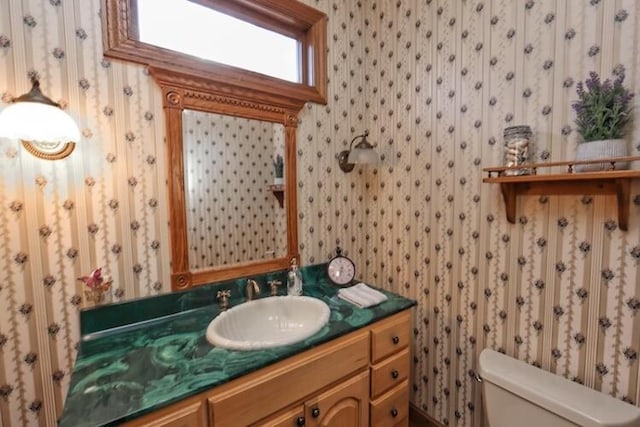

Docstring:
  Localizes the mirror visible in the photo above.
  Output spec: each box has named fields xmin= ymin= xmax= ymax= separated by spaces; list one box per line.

xmin=183 ymin=109 xmax=287 ymax=270
xmin=150 ymin=66 xmax=300 ymax=290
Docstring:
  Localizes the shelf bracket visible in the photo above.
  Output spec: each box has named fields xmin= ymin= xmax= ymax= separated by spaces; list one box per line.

xmin=500 ymin=183 xmax=517 ymax=224
xmin=266 ymin=185 xmax=285 ymax=208
xmin=614 ymin=179 xmax=631 ymax=231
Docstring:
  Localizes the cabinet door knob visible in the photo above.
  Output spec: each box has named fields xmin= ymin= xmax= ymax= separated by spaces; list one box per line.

xmin=390 ymin=408 xmax=399 ymax=418
xmin=391 ymin=369 xmax=399 ymax=379
xmin=311 ymin=407 xmax=320 ymax=418
xmin=296 ymin=416 xmax=306 ymax=426
xmin=392 ymin=335 xmax=400 ymax=344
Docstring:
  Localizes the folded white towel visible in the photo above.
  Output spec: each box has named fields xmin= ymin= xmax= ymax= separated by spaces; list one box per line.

xmin=337 ymin=283 xmax=388 ymax=308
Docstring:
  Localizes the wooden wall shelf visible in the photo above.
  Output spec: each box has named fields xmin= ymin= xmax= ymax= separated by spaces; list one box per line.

xmin=266 ymin=184 xmax=285 ymax=208
xmin=483 ymin=156 xmax=640 ymax=231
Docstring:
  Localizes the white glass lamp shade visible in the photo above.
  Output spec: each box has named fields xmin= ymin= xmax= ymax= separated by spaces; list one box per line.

xmin=0 ymin=102 xmax=81 ymax=143
xmin=347 ymin=140 xmax=379 ymax=165
xmin=0 ymin=79 xmax=81 ymax=160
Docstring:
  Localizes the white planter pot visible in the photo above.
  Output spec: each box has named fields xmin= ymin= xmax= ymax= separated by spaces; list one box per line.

xmin=273 ymin=177 xmax=284 ymax=185
xmin=574 ymin=139 xmax=628 ymax=172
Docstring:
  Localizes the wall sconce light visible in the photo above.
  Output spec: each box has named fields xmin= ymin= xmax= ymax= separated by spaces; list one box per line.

xmin=337 ymin=131 xmax=379 ymax=173
xmin=0 ymin=77 xmax=81 ymax=160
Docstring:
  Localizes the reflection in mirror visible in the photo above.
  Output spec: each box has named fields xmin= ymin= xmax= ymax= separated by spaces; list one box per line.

xmin=183 ymin=110 xmax=287 ymax=270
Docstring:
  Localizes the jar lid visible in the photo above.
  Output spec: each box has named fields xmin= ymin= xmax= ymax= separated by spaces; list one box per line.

xmin=504 ymin=125 xmax=532 ymax=137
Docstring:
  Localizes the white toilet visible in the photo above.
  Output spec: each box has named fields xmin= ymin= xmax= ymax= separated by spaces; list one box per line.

xmin=478 ymin=349 xmax=640 ymax=427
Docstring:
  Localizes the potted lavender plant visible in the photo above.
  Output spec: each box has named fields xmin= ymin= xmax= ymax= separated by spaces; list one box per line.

xmin=273 ymin=154 xmax=284 ymax=185
xmin=572 ymin=70 xmax=634 ymax=171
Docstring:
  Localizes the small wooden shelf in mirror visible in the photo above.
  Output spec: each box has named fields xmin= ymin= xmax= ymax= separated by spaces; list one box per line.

xmin=267 ymin=184 xmax=285 ymax=208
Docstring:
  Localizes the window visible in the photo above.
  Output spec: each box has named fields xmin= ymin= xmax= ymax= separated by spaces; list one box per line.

xmin=102 ymin=0 xmax=327 ymax=106
xmin=137 ymin=0 xmax=300 ymax=83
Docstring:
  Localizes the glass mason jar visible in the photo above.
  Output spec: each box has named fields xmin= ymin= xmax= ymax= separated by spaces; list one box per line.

xmin=503 ymin=125 xmax=532 ymax=175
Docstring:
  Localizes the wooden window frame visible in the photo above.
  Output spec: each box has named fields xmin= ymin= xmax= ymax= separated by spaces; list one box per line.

xmin=101 ymin=0 xmax=327 ymax=107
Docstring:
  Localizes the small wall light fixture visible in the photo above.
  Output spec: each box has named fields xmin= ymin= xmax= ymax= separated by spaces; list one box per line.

xmin=0 ymin=77 xmax=81 ymax=160
xmin=337 ymin=131 xmax=379 ymax=173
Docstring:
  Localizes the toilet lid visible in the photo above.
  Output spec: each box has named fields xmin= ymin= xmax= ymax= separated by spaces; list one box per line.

xmin=478 ymin=349 xmax=640 ymax=427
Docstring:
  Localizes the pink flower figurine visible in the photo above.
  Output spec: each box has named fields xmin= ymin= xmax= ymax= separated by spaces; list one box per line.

xmin=78 ymin=268 xmax=103 ymax=290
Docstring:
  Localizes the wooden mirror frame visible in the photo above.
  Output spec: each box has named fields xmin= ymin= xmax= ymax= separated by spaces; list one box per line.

xmin=151 ymin=66 xmax=301 ymax=290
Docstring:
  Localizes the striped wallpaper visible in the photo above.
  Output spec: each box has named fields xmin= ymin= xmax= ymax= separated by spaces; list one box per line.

xmin=0 ymin=0 xmax=639 ymax=426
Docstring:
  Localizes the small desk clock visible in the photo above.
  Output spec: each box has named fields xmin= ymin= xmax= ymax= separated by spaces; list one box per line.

xmin=326 ymin=247 xmax=356 ymax=286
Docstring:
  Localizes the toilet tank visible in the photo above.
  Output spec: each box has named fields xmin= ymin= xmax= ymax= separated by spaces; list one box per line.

xmin=478 ymin=349 xmax=640 ymax=427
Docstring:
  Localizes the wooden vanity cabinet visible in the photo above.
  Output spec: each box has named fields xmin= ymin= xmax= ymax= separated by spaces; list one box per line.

xmin=121 ymin=310 xmax=411 ymax=427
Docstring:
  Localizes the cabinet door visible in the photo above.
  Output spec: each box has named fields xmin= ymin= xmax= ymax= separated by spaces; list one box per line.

xmin=305 ymin=370 xmax=369 ymax=427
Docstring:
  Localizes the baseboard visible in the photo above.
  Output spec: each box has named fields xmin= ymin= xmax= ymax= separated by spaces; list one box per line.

xmin=409 ymin=403 xmax=444 ymax=427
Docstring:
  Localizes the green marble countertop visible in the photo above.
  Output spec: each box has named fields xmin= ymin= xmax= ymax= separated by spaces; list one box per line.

xmin=59 ymin=264 xmax=415 ymax=426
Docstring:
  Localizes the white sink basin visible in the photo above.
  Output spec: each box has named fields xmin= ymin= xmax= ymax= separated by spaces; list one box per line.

xmin=206 ymin=296 xmax=330 ymax=350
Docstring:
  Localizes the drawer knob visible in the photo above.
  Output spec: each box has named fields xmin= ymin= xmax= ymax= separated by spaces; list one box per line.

xmin=390 ymin=408 xmax=399 ymax=418
xmin=392 ymin=336 xmax=400 ymax=344
xmin=391 ymin=369 xmax=399 ymax=379
xmin=311 ymin=407 xmax=320 ymax=418
xmin=296 ymin=416 xmax=306 ymax=426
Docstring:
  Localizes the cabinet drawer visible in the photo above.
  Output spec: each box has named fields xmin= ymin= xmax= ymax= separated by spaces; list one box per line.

xmin=208 ymin=330 xmax=369 ymax=426
xmin=122 ymin=401 xmax=205 ymax=427
xmin=371 ymin=348 xmax=409 ymax=398
xmin=370 ymin=381 xmax=409 ymax=427
xmin=370 ymin=311 xmax=410 ymax=363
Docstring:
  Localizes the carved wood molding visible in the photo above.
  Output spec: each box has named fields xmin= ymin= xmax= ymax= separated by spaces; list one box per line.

xmin=172 ymin=272 xmax=193 ymax=291
xmin=149 ymin=65 xmax=305 ymax=114
xmin=284 ymin=113 xmax=299 ymax=128
xmin=164 ymin=90 xmax=183 ymax=109
xmin=183 ymin=90 xmax=291 ymax=116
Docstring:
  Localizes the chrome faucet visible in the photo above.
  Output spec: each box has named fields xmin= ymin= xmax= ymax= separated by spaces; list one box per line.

xmin=246 ymin=279 xmax=261 ymax=301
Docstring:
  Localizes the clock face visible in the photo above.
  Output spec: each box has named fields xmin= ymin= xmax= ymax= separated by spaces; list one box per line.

xmin=327 ymin=256 xmax=355 ymax=286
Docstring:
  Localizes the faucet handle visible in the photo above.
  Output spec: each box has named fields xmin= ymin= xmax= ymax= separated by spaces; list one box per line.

xmin=216 ymin=289 xmax=231 ymax=311
xmin=268 ymin=280 xmax=282 ymax=296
